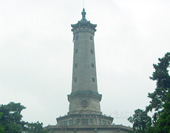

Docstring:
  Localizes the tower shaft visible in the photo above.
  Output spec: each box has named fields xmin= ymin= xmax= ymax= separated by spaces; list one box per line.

xmin=68 ymin=8 xmax=101 ymax=114
xmin=72 ymin=31 xmax=97 ymax=93
xmin=56 ymin=9 xmax=113 ymax=126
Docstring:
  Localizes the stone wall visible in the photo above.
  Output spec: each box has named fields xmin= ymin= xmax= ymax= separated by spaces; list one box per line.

xmin=45 ymin=125 xmax=133 ymax=133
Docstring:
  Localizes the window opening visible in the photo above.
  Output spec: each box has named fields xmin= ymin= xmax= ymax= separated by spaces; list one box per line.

xmin=90 ymin=36 xmax=93 ymax=40
xmin=99 ymin=119 xmax=101 ymax=125
xmin=103 ymin=120 xmax=106 ymax=125
xmin=90 ymin=119 xmax=93 ymax=125
xmin=75 ymin=49 xmax=78 ymax=54
xmin=74 ymin=78 xmax=77 ymax=82
xmin=91 ymin=63 xmax=94 ymax=67
xmin=76 ymin=119 xmax=80 ymax=125
xmin=91 ymin=49 xmax=94 ymax=54
xmin=69 ymin=120 xmax=73 ymax=125
xmin=76 ymin=35 xmax=78 ymax=40
xmin=82 ymin=119 xmax=88 ymax=125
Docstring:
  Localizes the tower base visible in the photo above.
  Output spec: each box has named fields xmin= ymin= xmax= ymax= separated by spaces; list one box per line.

xmin=45 ymin=124 xmax=133 ymax=133
xmin=44 ymin=113 xmax=132 ymax=133
xmin=56 ymin=113 xmax=113 ymax=126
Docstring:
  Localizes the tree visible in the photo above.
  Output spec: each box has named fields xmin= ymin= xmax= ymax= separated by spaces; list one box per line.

xmin=155 ymin=90 xmax=170 ymax=132
xmin=128 ymin=52 xmax=170 ymax=132
xmin=0 ymin=112 xmax=5 ymax=133
xmin=0 ymin=102 xmax=25 ymax=132
xmin=25 ymin=121 xmax=48 ymax=133
xmin=147 ymin=53 xmax=170 ymax=109
xmin=128 ymin=109 xmax=151 ymax=133
xmin=146 ymin=52 xmax=170 ymax=128
xmin=0 ymin=102 xmax=47 ymax=133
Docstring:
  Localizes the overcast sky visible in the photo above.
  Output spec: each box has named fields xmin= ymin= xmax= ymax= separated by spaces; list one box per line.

xmin=0 ymin=0 xmax=170 ymax=127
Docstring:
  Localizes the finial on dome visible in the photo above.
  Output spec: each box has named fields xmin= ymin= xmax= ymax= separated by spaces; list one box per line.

xmin=81 ymin=8 xmax=86 ymax=19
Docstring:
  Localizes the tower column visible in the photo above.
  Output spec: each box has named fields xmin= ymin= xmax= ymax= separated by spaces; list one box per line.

xmin=68 ymin=8 xmax=102 ymax=114
xmin=56 ymin=9 xmax=113 ymax=126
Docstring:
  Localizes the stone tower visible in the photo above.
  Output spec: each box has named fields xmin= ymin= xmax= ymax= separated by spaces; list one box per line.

xmin=45 ymin=9 xmax=133 ymax=133
xmin=68 ymin=8 xmax=102 ymax=115
xmin=56 ymin=8 xmax=113 ymax=126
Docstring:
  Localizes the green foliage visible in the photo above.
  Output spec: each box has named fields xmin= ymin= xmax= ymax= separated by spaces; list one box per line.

xmin=128 ymin=109 xmax=151 ymax=133
xmin=0 ymin=126 xmax=5 ymax=133
xmin=128 ymin=52 xmax=170 ymax=132
xmin=155 ymin=91 xmax=170 ymax=132
xmin=0 ymin=102 xmax=25 ymax=133
xmin=0 ymin=112 xmax=5 ymax=133
xmin=0 ymin=102 xmax=47 ymax=133
xmin=146 ymin=52 xmax=170 ymax=130
xmin=25 ymin=121 xmax=48 ymax=133
xmin=146 ymin=52 xmax=170 ymax=113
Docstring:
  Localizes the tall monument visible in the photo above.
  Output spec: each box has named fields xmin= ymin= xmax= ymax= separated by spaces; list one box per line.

xmin=57 ymin=8 xmax=113 ymax=126
xmin=46 ymin=9 xmax=132 ymax=133
xmin=69 ymin=8 xmax=102 ymax=115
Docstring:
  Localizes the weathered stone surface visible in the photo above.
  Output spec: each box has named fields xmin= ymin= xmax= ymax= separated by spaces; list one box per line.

xmin=68 ymin=8 xmax=101 ymax=115
xmin=45 ymin=9 xmax=133 ymax=133
xmin=45 ymin=125 xmax=133 ymax=133
xmin=56 ymin=114 xmax=113 ymax=127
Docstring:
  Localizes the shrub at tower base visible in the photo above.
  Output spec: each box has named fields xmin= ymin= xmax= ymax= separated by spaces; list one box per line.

xmin=128 ymin=52 xmax=170 ymax=132
xmin=0 ymin=102 xmax=48 ymax=133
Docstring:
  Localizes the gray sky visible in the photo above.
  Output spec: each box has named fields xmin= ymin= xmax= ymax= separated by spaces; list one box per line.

xmin=0 ymin=0 xmax=170 ymax=127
